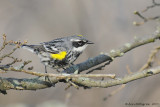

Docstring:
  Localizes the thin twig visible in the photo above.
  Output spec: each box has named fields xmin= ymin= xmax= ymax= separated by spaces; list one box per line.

xmin=3 ymin=67 xmax=116 ymax=79
xmin=139 ymin=46 xmax=160 ymax=72
xmin=134 ymin=11 xmax=147 ymax=22
xmin=142 ymin=0 xmax=160 ymax=12
xmin=126 ymin=65 xmax=132 ymax=74
xmin=0 ymin=46 xmax=19 ymax=60
xmin=0 ymin=34 xmax=7 ymax=52
xmin=6 ymin=57 xmax=22 ymax=66
xmin=103 ymin=84 xmax=126 ymax=101
xmin=133 ymin=10 xmax=160 ymax=26
xmin=0 ymin=35 xmax=27 ymax=68
xmin=65 ymin=81 xmax=79 ymax=90
xmin=133 ymin=11 xmax=160 ymax=26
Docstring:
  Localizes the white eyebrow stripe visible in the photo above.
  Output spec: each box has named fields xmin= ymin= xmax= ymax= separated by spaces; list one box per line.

xmin=70 ymin=39 xmax=81 ymax=42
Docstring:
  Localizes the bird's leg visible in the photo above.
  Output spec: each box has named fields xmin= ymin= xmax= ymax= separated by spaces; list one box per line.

xmin=65 ymin=65 xmax=79 ymax=90
xmin=68 ymin=63 xmax=74 ymax=68
xmin=62 ymin=63 xmax=74 ymax=73
xmin=45 ymin=65 xmax=47 ymax=73
xmin=44 ymin=66 xmax=48 ymax=81
xmin=56 ymin=69 xmax=61 ymax=73
xmin=44 ymin=66 xmax=51 ymax=82
xmin=44 ymin=66 xmax=55 ymax=86
xmin=62 ymin=68 xmax=66 ymax=70
xmin=70 ymin=63 xmax=74 ymax=66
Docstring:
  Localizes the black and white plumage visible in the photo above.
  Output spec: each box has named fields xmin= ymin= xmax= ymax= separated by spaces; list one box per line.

xmin=22 ymin=35 xmax=93 ymax=70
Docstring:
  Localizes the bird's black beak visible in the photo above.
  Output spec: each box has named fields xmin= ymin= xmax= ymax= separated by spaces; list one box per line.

xmin=87 ymin=40 xmax=94 ymax=44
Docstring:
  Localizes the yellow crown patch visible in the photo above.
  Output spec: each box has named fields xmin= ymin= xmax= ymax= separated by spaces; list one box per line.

xmin=77 ymin=35 xmax=83 ymax=37
xmin=50 ymin=51 xmax=67 ymax=60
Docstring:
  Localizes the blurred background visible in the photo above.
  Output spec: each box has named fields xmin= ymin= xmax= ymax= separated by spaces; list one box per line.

xmin=0 ymin=0 xmax=160 ymax=107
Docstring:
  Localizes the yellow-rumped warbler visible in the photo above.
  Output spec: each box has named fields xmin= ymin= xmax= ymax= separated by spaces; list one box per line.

xmin=22 ymin=35 xmax=93 ymax=73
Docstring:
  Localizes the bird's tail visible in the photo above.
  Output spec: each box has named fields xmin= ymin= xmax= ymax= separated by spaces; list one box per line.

xmin=21 ymin=44 xmax=38 ymax=54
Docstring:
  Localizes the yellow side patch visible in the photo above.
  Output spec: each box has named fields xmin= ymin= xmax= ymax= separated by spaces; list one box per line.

xmin=50 ymin=51 xmax=67 ymax=60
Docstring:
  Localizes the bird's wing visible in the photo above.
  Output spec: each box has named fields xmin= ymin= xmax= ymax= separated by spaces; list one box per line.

xmin=40 ymin=39 xmax=64 ymax=54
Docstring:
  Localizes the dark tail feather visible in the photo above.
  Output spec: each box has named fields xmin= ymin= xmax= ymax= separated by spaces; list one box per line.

xmin=21 ymin=44 xmax=37 ymax=53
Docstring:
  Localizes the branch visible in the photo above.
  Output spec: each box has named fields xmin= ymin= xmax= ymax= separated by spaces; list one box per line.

xmin=0 ymin=66 xmax=160 ymax=91
xmin=63 ymin=28 xmax=160 ymax=74
xmin=71 ymin=66 xmax=160 ymax=88
xmin=1 ymin=26 xmax=160 ymax=93
xmin=0 ymin=76 xmax=56 ymax=91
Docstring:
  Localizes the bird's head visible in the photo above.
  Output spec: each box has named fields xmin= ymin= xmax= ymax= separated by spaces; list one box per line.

xmin=69 ymin=35 xmax=94 ymax=52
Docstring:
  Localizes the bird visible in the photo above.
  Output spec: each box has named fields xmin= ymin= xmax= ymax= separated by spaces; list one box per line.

xmin=22 ymin=35 xmax=93 ymax=73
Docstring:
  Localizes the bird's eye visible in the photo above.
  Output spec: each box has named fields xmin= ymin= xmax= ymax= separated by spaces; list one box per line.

xmin=72 ymin=41 xmax=85 ymax=48
xmin=77 ymin=41 xmax=83 ymax=46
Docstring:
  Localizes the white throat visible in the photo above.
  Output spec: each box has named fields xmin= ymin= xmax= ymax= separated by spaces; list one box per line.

xmin=73 ymin=45 xmax=88 ymax=52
